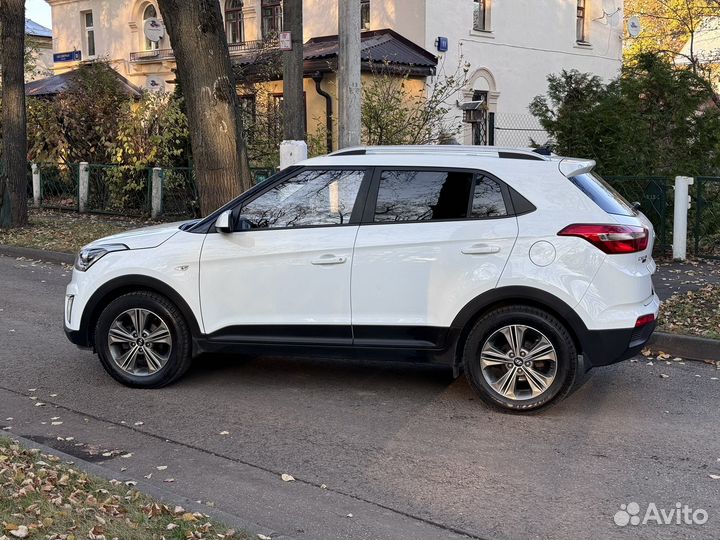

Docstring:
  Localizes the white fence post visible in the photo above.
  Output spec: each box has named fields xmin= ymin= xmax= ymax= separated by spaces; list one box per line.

xmin=78 ymin=162 xmax=89 ymax=213
xmin=279 ymin=140 xmax=308 ymax=170
xmin=151 ymin=167 xmax=163 ymax=220
xmin=31 ymin=163 xmax=40 ymax=208
xmin=673 ymin=176 xmax=694 ymax=261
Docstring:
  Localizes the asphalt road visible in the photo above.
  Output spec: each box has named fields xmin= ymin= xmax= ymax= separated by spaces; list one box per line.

xmin=1 ymin=254 xmax=719 ymax=540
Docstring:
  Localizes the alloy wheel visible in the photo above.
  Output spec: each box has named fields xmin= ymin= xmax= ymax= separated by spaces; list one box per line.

xmin=107 ymin=308 xmax=172 ymax=376
xmin=479 ymin=324 xmax=557 ymax=400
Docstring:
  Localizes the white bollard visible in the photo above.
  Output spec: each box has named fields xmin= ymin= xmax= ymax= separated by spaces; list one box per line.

xmin=279 ymin=140 xmax=308 ymax=170
xmin=672 ymin=176 xmax=694 ymax=261
xmin=31 ymin=163 xmax=40 ymax=208
xmin=151 ymin=167 xmax=163 ymax=220
xmin=78 ymin=162 xmax=89 ymax=213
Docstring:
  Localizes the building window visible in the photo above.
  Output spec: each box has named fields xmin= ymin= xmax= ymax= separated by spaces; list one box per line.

xmin=473 ymin=0 xmax=487 ymax=31
xmin=83 ymin=10 xmax=96 ymax=57
xmin=225 ymin=0 xmax=244 ymax=44
xmin=576 ymin=0 xmax=586 ymax=42
xmin=361 ymin=0 xmax=370 ymax=30
xmin=143 ymin=4 xmax=159 ymax=50
xmin=262 ymin=0 xmax=282 ymax=40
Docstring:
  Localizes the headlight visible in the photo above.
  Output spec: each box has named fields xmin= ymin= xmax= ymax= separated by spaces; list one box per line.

xmin=75 ymin=243 xmax=129 ymax=272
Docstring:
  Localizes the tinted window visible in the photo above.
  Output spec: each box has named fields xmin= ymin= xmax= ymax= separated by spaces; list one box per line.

xmin=472 ymin=176 xmax=507 ymax=217
xmin=569 ymin=172 xmax=635 ymax=216
xmin=240 ymin=169 xmax=364 ymax=228
xmin=374 ymin=170 xmax=474 ymax=222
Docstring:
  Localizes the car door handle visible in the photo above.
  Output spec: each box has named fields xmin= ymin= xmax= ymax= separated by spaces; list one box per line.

xmin=311 ymin=254 xmax=347 ymax=265
xmin=461 ymin=244 xmax=501 ymax=255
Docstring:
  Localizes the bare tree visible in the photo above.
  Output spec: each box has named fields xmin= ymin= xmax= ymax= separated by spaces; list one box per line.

xmin=156 ymin=0 xmax=252 ymax=215
xmin=0 ymin=0 xmax=29 ymax=228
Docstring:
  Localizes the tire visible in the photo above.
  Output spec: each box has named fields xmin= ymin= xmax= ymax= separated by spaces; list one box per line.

xmin=94 ymin=291 xmax=193 ymax=388
xmin=463 ymin=305 xmax=579 ymax=413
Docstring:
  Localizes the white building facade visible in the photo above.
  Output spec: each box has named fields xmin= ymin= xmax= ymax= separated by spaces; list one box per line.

xmin=44 ymin=0 xmax=623 ymax=147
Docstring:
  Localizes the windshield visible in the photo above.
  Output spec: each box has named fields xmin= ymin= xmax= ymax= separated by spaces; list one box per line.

xmin=569 ymin=172 xmax=636 ymax=216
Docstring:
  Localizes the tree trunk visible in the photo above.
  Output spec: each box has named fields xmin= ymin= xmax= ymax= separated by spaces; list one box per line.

xmin=156 ymin=0 xmax=252 ymax=216
xmin=0 ymin=0 xmax=29 ymax=228
xmin=282 ymin=0 xmax=306 ymax=141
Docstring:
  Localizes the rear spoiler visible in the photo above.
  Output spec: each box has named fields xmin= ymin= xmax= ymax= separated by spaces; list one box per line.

xmin=558 ymin=158 xmax=595 ymax=177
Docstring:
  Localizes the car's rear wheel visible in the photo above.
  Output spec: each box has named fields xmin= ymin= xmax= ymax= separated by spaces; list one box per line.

xmin=463 ymin=305 xmax=579 ymax=412
xmin=95 ymin=291 xmax=192 ymax=388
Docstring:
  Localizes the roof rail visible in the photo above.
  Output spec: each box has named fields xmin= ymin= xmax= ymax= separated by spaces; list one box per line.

xmin=329 ymin=145 xmax=550 ymax=161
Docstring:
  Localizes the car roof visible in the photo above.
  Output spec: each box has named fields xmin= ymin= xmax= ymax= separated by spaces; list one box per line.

xmin=299 ymin=146 xmax=595 ymax=177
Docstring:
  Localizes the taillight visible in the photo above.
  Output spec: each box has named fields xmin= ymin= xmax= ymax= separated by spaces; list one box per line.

xmin=558 ymin=224 xmax=649 ymax=254
xmin=635 ymin=313 xmax=656 ymax=327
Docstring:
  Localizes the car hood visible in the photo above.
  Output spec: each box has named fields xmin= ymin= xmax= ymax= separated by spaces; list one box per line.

xmin=88 ymin=220 xmax=196 ymax=250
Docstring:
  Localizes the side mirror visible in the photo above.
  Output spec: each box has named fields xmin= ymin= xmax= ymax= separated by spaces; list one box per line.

xmin=215 ymin=210 xmax=233 ymax=233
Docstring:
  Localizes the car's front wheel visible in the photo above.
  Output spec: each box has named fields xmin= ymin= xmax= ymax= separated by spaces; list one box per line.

xmin=463 ymin=305 xmax=579 ymax=412
xmin=94 ymin=291 xmax=192 ymax=388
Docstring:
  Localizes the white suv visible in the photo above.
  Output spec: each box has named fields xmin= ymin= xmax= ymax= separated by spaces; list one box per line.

xmin=64 ymin=146 xmax=659 ymax=412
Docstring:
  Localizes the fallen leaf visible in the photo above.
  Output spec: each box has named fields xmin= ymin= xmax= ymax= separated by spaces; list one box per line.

xmin=9 ymin=526 xmax=28 ymax=538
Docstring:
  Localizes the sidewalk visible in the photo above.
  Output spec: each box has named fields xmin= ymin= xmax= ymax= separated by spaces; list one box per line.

xmin=654 ymin=258 xmax=720 ymax=300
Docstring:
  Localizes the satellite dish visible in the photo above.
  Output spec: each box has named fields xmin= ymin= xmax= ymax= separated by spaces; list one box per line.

xmin=143 ymin=17 xmax=165 ymax=42
xmin=628 ymin=16 xmax=642 ymax=37
xmin=608 ymin=9 xmax=621 ymax=28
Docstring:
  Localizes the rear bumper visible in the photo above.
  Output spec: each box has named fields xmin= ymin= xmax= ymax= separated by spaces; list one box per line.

xmin=580 ymin=320 xmax=656 ymax=367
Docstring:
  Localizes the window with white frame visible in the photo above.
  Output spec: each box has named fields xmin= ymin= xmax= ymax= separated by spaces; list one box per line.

xmin=361 ymin=0 xmax=370 ymax=30
xmin=83 ymin=10 xmax=96 ymax=57
xmin=225 ymin=0 xmax=245 ymax=44
xmin=473 ymin=0 xmax=487 ymax=31
xmin=576 ymin=0 xmax=586 ymax=42
xmin=143 ymin=4 xmax=159 ymax=50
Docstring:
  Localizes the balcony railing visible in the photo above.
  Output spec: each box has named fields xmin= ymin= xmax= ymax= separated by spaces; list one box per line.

xmin=130 ymin=39 xmax=278 ymax=63
xmin=129 ymin=48 xmax=175 ymax=62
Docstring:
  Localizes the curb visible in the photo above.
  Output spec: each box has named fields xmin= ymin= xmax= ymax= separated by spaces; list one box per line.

xmin=3 ymin=433 xmax=296 ymax=540
xmin=0 ymin=244 xmax=75 ymax=265
xmin=648 ymin=331 xmax=720 ymax=362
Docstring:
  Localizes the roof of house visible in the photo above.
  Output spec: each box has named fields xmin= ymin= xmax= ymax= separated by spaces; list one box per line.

xmin=304 ymin=29 xmax=437 ymax=70
xmin=232 ymin=28 xmax=437 ymax=77
xmin=25 ymin=67 xmax=143 ymax=97
xmin=25 ymin=19 xmax=52 ymax=38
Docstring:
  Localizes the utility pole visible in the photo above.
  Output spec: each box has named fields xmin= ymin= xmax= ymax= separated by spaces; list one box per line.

xmin=282 ymin=0 xmax=306 ymax=141
xmin=338 ymin=0 xmax=361 ymax=148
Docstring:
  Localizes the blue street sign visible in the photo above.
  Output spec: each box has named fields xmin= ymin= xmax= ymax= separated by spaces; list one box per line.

xmin=53 ymin=51 xmax=82 ymax=63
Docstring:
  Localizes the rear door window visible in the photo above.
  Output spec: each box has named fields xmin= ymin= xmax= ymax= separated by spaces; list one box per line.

xmin=373 ymin=170 xmax=475 ymax=222
xmin=569 ymin=172 xmax=635 ymax=216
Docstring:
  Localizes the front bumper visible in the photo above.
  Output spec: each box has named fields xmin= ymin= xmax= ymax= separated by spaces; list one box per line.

xmin=581 ymin=320 xmax=657 ymax=367
xmin=64 ymin=322 xmax=92 ymax=349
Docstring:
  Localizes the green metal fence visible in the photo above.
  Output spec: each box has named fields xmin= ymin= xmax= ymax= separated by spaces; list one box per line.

xmin=86 ymin=164 xmax=150 ymax=216
xmin=605 ymin=176 xmax=673 ymax=255
xmin=37 ymin=163 xmax=79 ymax=211
xmin=160 ymin=167 xmax=201 ymax=219
xmin=693 ymin=177 xmax=720 ymax=259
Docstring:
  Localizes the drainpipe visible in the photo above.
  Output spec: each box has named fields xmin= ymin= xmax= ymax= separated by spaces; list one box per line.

xmin=312 ymin=71 xmax=334 ymax=153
